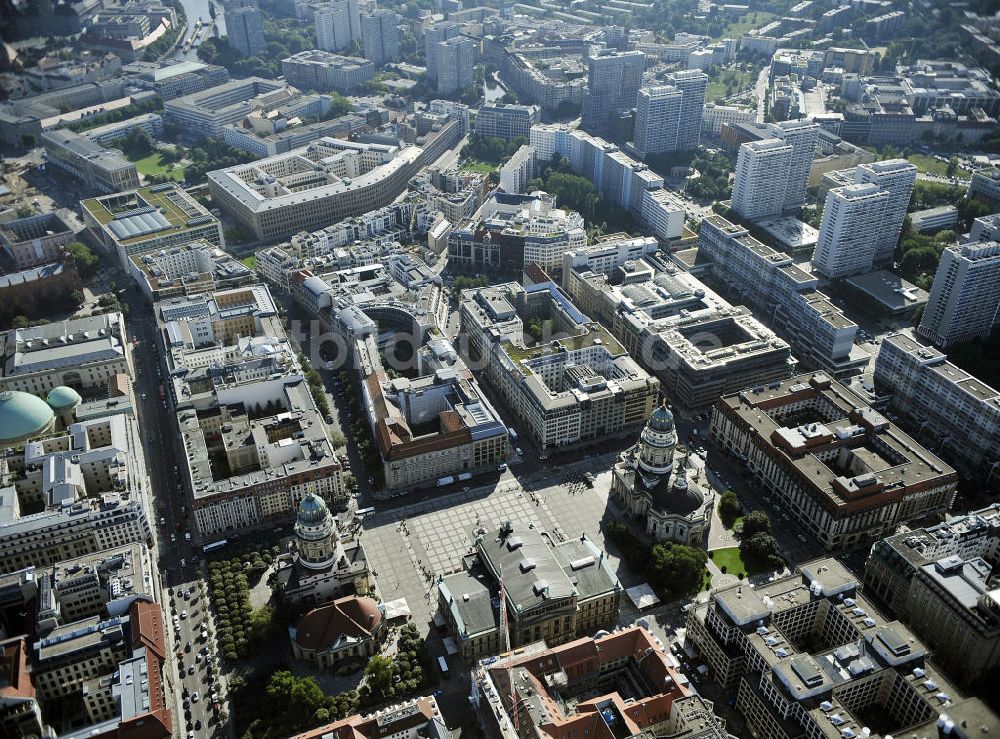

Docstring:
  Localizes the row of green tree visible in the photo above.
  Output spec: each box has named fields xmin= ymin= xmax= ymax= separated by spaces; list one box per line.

xmin=234 ymin=670 xmax=360 ymax=739
xmin=335 ymin=368 xmax=384 ymax=488
xmin=463 ymin=135 xmax=528 ymax=165
xmin=206 ymin=545 xmax=281 ymax=662
xmin=361 ymin=624 xmax=432 ymax=706
xmin=67 ymin=97 xmax=164 ymax=134
xmin=297 ymin=351 xmax=332 ymax=418
xmin=527 ymin=155 xmax=636 ymax=235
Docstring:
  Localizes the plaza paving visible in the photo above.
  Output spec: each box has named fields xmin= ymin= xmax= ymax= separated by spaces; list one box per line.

xmin=359 ymin=459 xmax=639 ymax=635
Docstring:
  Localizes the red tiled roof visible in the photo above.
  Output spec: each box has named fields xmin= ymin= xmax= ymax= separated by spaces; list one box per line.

xmin=129 ymin=599 xmax=165 ymax=660
xmin=294 ymin=595 xmax=382 ymax=652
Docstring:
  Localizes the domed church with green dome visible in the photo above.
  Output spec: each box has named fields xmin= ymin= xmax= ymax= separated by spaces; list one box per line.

xmin=610 ymin=401 xmax=712 ymax=546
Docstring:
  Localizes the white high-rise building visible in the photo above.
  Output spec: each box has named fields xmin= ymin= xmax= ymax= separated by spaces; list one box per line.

xmin=812 ymin=183 xmax=890 ymax=278
xmin=634 ymin=85 xmax=683 ymax=157
xmin=224 ymin=4 xmax=265 ymax=56
xmin=361 ymin=8 xmax=399 ymax=65
xmin=773 ymin=119 xmax=819 ymax=210
xmin=315 ymin=0 xmax=361 ymax=52
xmin=918 ymin=240 xmax=1000 ymax=347
xmin=424 ymin=22 xmax=462 ymax=81
xmin=435 ymin=36 xmax=475 ymax=95
xmin=663 ymin=69 xmax=707 ymax=150
xmin=731 ymin=138 xmax=793 ymax=221
xmin=854 ymin=159 xmax=917 ymax=265
xmin=581 ymin=50 xmax=646 ymax=135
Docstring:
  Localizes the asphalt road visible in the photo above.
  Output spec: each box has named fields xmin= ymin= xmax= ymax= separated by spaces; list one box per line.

xmin=122 ymin=283 xmax=229 ymax=737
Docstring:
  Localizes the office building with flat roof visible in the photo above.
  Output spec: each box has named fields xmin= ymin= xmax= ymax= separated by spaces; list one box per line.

xmin=855 ymin=158 xmax=917 ymax=265
xmin=0 ymin=413 xmax=153 ymax=572
xmin=698 ymin=215 xmax=865 ymax=376
xmin=460 ymin=281 xmax=659 ymax=453
xmin=969 ymin=167 xmax=1000 ymax=206
xmin=224 ymin=4 xmax=265 ymax=56
xmin=81 ymin=183 xmax=224 ymax=270
xmin=129 ymin=239 xmax=256 ymax=301
xmin=208 ymin=137 xmax=427 ymax=242
xmin=686 ymin=558 xmax=997 ymax=739
xmin=281 ymin=50 xmax=376 ymax=94
xmin=292 ymin=696 xmax=446 ymax=739
xmin=0 ymin=212 xmax=75 ymax=270
xmin=564 ymin=241 xmax=794 ymax=409
xmin=634 ymin=85 xmax=684 ymax=157
xmin=0 ymin=312 xmax=132 ymax=395
xmin=663 ymin=69 xmax=708 ymax=150
xmin=447 ymin=191 xmax=586 ymax=274
xmin=156 ymin=284 xmax=345 ymax=536
xmin=529 ymin=124 xmax=682 ymax=240
xmin=474 ymin=104 xmax=540 ymax=142
xmin=773 ymin=118 xmax=820 ymax=210
xmin=127 ymin=59 xmax=230 ymax=100
xmin=424 ymin=22 xmax=462 ymax=82
xmin=731 ymin=138 xmax=794 ymax=221
xmin=315 ymin=0 xmax=361 ymax=52
xmin=40 ymin=129 xmax=139 ymax=195
xmin=80 ymin=112 xmax=165 ymax=147
xmin=162 ymin=77 xmax=287 ymax=138
xmin=918 ymin=240 xmax=1000 ymax=347
xmin=30 ymin=599 xmax=171 ymax=737
xmin=865 ymin=504 xmax=1000 ymax=687
xmin=498 ymin=144 xmax=536 ymax=194
xmin=435 ymin=36 xmax=476 ymax=95
xmin=873 ymin=332 xmax=1000 ymax=481
xmin=710 ymin=373 xmax=957 ymax=550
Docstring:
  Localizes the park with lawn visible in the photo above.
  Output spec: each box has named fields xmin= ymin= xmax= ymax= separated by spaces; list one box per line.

xmin=713 ymin=493 xmax=784 ymax=579
xmin=133 ymin=152 xmax=186 ymax=181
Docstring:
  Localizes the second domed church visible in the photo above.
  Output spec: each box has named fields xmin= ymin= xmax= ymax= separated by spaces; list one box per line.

xmin=611 ymin=402 xmax=711 ymax=546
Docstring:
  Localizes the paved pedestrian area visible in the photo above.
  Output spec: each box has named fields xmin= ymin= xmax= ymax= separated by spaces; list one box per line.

xmin=359 ymin=463 xmax=635 ymax=635
xmin=410 ymin=489 xmax=543 ymax=574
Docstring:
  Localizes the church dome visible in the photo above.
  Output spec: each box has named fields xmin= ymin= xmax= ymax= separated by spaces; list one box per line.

xmin=47 ymin=385 xmax=82 ymax=410
xmin=0 ymin=391 xmax=56 ymax=445
xmin=296 ymin=494 xmax=330 ymax=526
xmin=647 ymin=403 xmax=675 ymax=433
xmin=654 ymin=474 xmax=705 ymax=515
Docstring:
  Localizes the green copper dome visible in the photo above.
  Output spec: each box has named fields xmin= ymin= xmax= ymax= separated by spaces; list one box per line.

xmin=647 ymin=403 xmax=675 ymax=433
xmin=47 ymin=385 xmax=82 ymax=410
xmin=0 ymin=391 xmax=55 ymax=444
xmin=296 ymin=493 xmax=330 ymax=526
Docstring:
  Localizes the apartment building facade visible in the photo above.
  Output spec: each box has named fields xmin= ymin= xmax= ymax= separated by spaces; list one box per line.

xmin=873 ymin=332 xmax=1000 ymax=481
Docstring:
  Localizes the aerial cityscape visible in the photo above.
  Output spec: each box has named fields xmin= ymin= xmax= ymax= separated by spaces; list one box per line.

xmin=0 ymin=0 xmax=998 ymax=737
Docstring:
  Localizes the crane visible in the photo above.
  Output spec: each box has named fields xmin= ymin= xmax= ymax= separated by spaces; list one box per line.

xmin=498 ymin=564 xmax=518 ymax=735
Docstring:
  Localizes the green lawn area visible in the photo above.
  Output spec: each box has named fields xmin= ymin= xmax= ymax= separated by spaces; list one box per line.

xmin=460 ymin=160 xmax=497 ymax=173
xmin=133 ymin=153 xmax=185 ymax=181
xmin=705 ymin=68 xmax=757 ymax=103
xmin=711 ymin=547 xmax=749 ymax=578
xmin=240 ymin=255 xmax=257 ymax=269
xmin=906 ymin=153 xmax=970 ymax=178
xmin=715 ymin=11 xmax=777 ymax=40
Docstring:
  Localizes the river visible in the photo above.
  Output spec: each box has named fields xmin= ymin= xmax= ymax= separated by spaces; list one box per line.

xmin=171 ymin=0 xmax=226 ymax=61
